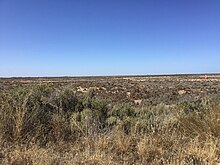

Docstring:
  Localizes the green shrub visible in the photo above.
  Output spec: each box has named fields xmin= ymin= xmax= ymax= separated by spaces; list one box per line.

xmin=178 ymin=98 xmax=220 ymax=139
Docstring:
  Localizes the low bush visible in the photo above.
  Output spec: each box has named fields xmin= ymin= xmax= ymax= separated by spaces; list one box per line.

xmin=0 ymin=85 xmax=219 ymax=164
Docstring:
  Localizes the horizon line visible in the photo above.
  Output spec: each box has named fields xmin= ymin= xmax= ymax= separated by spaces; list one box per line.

xmin=1 ymin=72 xmax=220 ymax=79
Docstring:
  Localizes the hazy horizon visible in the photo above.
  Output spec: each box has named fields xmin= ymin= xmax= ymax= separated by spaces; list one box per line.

xmin=1 ymin=0 xmax=220 ymax=77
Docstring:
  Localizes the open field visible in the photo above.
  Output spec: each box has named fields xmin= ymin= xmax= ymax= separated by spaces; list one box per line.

xmin=1 ymin=74 xmax=220 ymax=103
xmin=0 ymin=74 xmax=220 ymax=164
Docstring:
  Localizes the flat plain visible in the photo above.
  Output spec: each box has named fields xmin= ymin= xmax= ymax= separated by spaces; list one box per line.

xmin=1 ymin=74 xmax=220 ymax=104
xmin=0 ymin=74 xmax=220 ymax=164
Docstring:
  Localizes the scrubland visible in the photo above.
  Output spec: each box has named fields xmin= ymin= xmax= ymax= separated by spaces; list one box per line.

xmin=0 ymin=77 xmax=220 ymax=164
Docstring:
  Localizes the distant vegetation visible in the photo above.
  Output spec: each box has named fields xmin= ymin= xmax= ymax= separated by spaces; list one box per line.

xmin=0 ymin=84 xmax=219 ymax=164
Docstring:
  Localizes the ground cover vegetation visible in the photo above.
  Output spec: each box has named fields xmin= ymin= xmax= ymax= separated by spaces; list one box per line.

xmin=0 ymin=77 xmax=219 ymax=164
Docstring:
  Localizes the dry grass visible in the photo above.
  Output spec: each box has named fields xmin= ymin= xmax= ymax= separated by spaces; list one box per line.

xmin=0 ymin=84 xmax=219 ymax=164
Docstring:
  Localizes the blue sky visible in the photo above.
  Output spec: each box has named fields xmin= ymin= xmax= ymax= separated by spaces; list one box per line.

xmin=0 ymin=0 xmax=220 ymax=77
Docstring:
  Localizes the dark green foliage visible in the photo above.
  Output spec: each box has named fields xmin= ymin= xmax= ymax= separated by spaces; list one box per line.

xmin=83 ymin=88 xmax=96 ymax=108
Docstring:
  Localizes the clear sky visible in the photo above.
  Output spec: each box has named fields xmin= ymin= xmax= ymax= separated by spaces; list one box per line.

xmin=0 ymin=0 xmax=220 ymax=77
